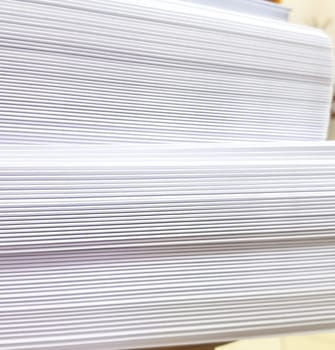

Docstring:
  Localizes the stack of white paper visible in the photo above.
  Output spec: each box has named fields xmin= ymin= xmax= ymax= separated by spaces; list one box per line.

xmin=185 ymin=0 xmax=291 ymax=20
xmin=1 ymin=143 xmax=335 ymax=350
xmin=0 ymin=0 xmax=332 ymax=143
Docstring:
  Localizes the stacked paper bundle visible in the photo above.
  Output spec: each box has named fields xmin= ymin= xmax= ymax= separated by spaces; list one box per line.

xmin=186 ymin=0 xmax=291 ymax=20
xmin=0 ymin=0 xmax=332 ymax=143
xmin=1 ymin=0 xmax=334 ymax=349
xmin=1 ymin=143 xmax=335 ymax=350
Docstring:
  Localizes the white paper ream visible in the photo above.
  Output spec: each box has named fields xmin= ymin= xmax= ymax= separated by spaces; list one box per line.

xmin=0 ymin=0 xmax=332 ymax=143
xmin=1 ymin=142 xmax=335 ymax=349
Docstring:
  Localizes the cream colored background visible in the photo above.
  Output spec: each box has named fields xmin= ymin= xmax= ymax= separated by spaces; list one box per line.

xmin=283 ymin=0 xmax=335 ymax=31
xmin=282 ymin=0 xmax=335 ymax=139
xmin=217 ymin=332 xmax=335 ymax=350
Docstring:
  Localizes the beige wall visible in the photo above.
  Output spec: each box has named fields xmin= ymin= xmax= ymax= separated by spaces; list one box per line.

xmin=282 ymin=0 xmax=321 ymax=25
xmin=282 ymin=0 xmax=335 ymax=139
xmin=328 ymin=120 xmax=335 ymax=139
xmin=282 ymin=0 xmax=335 ymax=31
